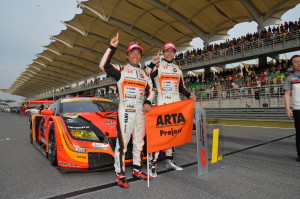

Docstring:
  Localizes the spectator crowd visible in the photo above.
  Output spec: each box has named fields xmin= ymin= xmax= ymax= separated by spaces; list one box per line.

xmin=184 ymin=59 xmax=292 ymax=97
xmin=175 ymin=19 xmax=300 ymax=64
xmin=43 ymin=20 xmax=300 ymax=100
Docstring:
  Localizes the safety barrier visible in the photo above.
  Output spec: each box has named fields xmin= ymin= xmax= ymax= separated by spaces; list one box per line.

xmin=205 ymin=107 xmax=290 ymax=122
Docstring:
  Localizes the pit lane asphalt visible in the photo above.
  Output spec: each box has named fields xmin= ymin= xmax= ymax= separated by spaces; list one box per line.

xmin=0 ymin=112 xmax=299 ymax=199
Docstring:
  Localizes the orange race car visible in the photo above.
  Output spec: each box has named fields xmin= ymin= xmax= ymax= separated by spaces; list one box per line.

xmin=30 ymin=95 xmax=143 ymax=173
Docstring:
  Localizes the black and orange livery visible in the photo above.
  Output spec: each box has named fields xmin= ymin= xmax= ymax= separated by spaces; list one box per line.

xmin=29 ymin=96 xmax=139 ymax=172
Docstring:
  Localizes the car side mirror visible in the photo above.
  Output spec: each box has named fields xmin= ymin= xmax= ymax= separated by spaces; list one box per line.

xmin=41 ymin=109 xmax=54 ymax=115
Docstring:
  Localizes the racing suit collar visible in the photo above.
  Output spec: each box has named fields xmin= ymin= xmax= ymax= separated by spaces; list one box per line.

xmin=126 ymin=63 xmax=141 ymax=68
xmin=162 ymin=58 xmax=174 ymax=64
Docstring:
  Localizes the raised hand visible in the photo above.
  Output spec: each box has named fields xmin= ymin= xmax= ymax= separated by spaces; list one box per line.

xmin=110 ymin=32 xmax=119 ymax=47
xmin=151 ymin=50 xmax=160 ymax=64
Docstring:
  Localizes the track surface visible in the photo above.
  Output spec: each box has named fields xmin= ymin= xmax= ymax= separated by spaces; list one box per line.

xmin=0 ymin=112 xmax=299 ymax=199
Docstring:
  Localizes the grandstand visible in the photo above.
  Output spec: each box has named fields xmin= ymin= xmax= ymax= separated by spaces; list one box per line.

xmin=28 ymin=21 xmax=299 ymax=108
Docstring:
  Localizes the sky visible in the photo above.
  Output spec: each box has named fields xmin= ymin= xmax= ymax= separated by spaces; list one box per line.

xmin=0 ymin=1 xmax=299 ymax=106
xmin=0 ymin=0 xmax=83 ymax=106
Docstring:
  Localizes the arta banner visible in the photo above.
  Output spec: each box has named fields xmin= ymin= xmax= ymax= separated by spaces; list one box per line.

xmin=146 ymin=99 xmax=194 ymax=154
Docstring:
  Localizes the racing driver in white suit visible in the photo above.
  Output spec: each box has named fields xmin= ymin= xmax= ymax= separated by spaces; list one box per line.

xmin=148 ymin=42 xmax=196 ymax=177
xmin=100 ymin=33 xmax=155 ymax=188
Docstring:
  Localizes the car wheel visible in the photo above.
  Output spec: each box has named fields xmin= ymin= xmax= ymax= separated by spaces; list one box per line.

xmin=48 ymin=132 xmax=58 ymax=166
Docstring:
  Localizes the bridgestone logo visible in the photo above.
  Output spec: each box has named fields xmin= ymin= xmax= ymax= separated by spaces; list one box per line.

xmin=124 ymin=113 xmax=128 ymax=123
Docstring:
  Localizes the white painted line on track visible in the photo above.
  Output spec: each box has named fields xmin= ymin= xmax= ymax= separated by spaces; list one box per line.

xmin=0 ymin=138 xmax=11 ymax=141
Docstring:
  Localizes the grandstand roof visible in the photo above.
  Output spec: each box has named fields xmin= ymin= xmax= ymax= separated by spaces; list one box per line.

xmin=6 ymin=0 xmax=300 ymax=98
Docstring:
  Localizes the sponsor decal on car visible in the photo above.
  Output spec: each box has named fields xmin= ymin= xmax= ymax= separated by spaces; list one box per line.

xmin=59 ymin=162 xmax=80 ymax=167
xmin=63 ymin=113 xmax=81 ymax=117
xmin=104 ymin=121 xmax=116 ymax=124
xmin=75 ymin=148 xmax=87 ymax=152
xmin=76 ymin=155 xmax=87 ymax=159
xmin=66 ymin=118 xmax=76 ymax=123
xmin=61 ymin=98 xmax=110 ymax=103
xmin=61 ymin=98 xmax=72 ymax=103
xmin=68 ymin=126 xmax=90 ymax=129
xmin=92 ymin=143 xmax=110 ymax=148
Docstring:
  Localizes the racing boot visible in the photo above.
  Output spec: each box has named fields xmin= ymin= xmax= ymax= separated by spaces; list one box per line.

xmin=149 ymin=162 xmax=157 ymax=177
xmin=165 ymin=159 xmax=183 ymax=170
xmin=116 ymin=173 xmax=129 ymax=188
xmin=132 ymin=169 xmax=153 ymax=180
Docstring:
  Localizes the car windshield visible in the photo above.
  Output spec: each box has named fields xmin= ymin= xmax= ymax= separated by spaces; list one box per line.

xmin=59 ymin=99 xmax=118 ymax=114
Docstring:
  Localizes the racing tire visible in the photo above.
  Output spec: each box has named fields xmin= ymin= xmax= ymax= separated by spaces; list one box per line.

xmin=48 ymin=131 xmax=58 ymax=166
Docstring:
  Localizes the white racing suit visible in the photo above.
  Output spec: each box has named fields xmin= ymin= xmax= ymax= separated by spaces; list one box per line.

xmin=100 ymin=46 xmax=154 ymax=174
xmin=149 ymin=59 xmax=191 ymax=162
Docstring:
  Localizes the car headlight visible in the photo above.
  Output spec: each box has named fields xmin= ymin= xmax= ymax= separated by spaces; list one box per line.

xmin=69 ymin=130 xmax=99 ymax=141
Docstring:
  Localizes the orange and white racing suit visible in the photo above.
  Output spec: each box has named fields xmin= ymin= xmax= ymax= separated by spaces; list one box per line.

xmin=149 ymin=59 xmax=191 ymax=162
xmin=100 ymin=46 xmax=155 ymax=174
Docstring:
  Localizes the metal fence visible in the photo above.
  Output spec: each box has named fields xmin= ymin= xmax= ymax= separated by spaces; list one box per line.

xmin=193 ymin=84 xmax=285 ymax=108
xmin=205 ymin=107 xmax=290 ymax=122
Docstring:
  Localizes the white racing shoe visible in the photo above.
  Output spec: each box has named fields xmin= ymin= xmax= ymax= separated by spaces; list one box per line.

xmin=165 ymin=159 xmax=183 ymax=170
xmin=149 ymin=162 xmax=158 ymax=177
